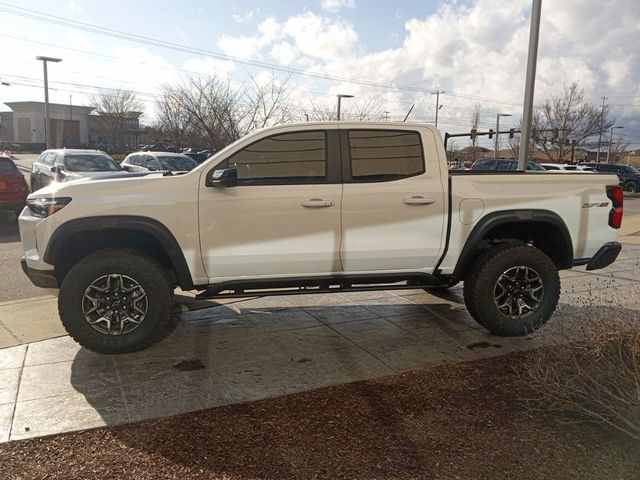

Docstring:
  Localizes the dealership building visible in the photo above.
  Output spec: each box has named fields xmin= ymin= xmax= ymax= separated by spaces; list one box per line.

xmin=0 ymin=101 xmax=145 ymax=149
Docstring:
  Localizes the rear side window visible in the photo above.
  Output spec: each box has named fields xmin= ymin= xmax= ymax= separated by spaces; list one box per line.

xmin=348 ymin=130 xmax=424 ymax=182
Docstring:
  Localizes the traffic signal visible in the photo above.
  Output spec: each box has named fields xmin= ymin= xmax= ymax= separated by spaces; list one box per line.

xmin=488 ymin=129 xmax=494 ymax=139
xmin=509 ymin=128 xmax=515 ymax=139
xmin=470 ymin=128 xmax=477 ymax=140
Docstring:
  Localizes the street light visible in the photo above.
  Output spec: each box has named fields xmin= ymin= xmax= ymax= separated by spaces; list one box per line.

xmin=431 ymin=90 xmax=445 ymax=127
xmin=36 ymin=55 xmax=62 ymax=149
xmin=336 ymin=94 xmax=354 ymax=121
xmin=495 ymin=113 xmax=512 ymax=159
xmin=606 ymin=126 xmax=624 ymax=163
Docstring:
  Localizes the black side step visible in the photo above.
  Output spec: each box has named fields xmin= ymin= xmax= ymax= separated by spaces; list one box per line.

xmin=196 ymin=273 xmax=446 ymax=300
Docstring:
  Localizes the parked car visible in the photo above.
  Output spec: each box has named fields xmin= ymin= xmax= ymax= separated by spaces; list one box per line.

xmin=0 ymin=154 xmax=28 ymax=217
xmin=579 ymin=162 xmax=640 ymax=192
xmin=471 ymin=158 xmax=547 ymax=171
xmin=30 ymin=149 xmax=124 ymax=191
xmin=121 ymin=152 xmax=198 ymax=173
xmin=143 ymin=143 xmax=176 ymax=152
xmin=184 ymin=151 xmax=211 ymax=163
xmin=540 ymin=163 xmax=594 ymax=172
xmin=19 ymin=122 xmax=622 ymax=353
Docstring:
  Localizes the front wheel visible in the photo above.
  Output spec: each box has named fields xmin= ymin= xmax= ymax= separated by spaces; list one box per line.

xmin=58 ymin=249 xmax=175 ymax=354
xmin=463 ymin=244 xmax=560 ymax=336
xmin=624 ymin=181 xmax=638 ymax=193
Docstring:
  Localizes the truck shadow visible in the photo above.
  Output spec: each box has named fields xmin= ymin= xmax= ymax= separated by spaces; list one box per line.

xmin=67 ymin=299 xmax=639 ymax=479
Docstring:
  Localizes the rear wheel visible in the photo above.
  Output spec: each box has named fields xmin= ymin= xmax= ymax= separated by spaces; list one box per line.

xmin=58 ymin=249 xmax=175 ymax=354
xmin=463 ymin=244 xmax=560 ymax=336
xmin=624 ymin=181 xmax=638 ymax=193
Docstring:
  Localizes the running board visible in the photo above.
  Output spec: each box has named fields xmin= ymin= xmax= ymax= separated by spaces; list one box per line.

xmin=196 ymin=273 xmax=445 ymax=300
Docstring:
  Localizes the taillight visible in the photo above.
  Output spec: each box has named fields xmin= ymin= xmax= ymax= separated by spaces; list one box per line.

xmin=607 ymin=185 xmax=623 ymax=229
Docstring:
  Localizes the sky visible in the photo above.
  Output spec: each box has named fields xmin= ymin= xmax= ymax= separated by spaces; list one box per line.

xmin=0 ymin=0 xmax=639 ymax=149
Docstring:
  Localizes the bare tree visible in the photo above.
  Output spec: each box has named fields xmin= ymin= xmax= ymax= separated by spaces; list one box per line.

xmin=155 ymin=73 xmax=296 ymax=150
xmin=238 ymin=73 xmax=296 ymax=134
xmin=308 ymin=97 xmax=383 ymax=121
xmin=90 ymin=89 xmax=143 ymax=149
xmin=156 ymin=85 xmax=194 ymax=150
xmin=531 ymin=82 xmax=613 ymax=162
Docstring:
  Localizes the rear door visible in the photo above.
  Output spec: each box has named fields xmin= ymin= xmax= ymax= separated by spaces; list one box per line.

xmin=339 ymin=127 xmax=446 ymax=272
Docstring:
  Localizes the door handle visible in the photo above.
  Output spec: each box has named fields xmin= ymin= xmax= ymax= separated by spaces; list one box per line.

xmin=302 ymin=198 xmax=335 ymax=208
xmin=403 ymin=196 xmax=436 ymax=205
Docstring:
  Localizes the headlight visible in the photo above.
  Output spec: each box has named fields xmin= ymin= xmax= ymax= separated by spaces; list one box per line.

xmin=27 ymin=197 xmax=72 ymax=218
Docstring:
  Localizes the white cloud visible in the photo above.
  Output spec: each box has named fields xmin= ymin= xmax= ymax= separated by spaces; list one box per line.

xmin=232 ymin=8 xmax=260 ymax=23
xmin=321 ymin=0 xmax=355 ymax=12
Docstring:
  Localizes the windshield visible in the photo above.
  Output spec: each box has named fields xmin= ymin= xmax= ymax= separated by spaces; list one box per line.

xmin=0 ymin=158 xmax=18 ymax=173
xmin=158 ymin=156 xmax=197 ymax=171
xmin=65 ymin=154 xmax=122 ymax=172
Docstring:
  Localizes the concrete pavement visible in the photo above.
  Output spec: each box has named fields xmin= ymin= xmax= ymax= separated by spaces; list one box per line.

xmin=1 ymin=242 xmax=640 ymax=442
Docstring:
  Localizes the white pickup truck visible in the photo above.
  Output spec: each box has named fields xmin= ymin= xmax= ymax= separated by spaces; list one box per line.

xmin=19 ymin=122 xmax=623 ymax=354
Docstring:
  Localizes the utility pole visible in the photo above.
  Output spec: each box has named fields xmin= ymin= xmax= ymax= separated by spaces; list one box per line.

xmin=36 ymin=56 xmax=62 ymax=149
xmin=596 ymin=95 xmax=607 ymax=163
xmin=517 ymin=0 xmax=541 ymax=171
xmin=606 ymin=126 xmax=624 ymax=163
xmin=495 ymin=113 xmax=512 ymax=159
xmin=432 ymin=90 xmax=445 ymax=127
xmin=69 ymin=95 xmax=73 ymax=121
xmin=383 ymin=111 xmax=390 ymax=122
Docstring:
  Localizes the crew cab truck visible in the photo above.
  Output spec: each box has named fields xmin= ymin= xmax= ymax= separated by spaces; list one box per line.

xmin=18 ymin=123 xmax=623 ymax=354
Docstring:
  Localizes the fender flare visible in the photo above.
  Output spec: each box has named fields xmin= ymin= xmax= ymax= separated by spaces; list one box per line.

xmin=43 ymin=215 xmax=194 ymax=289
xmin=451 ymin=209 xmax=574 ymax=279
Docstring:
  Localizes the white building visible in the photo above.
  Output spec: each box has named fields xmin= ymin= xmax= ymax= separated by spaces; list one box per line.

xmin=1 ymin=101 xmax=95 ymax=147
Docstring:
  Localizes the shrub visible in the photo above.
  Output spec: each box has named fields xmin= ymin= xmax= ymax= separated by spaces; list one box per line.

xmin=521 ymin=315 xmax=640 ymax=442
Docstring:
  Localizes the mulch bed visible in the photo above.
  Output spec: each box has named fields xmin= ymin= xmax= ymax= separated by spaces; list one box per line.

xmin=1 ymin=352 xmax=638 ymax=480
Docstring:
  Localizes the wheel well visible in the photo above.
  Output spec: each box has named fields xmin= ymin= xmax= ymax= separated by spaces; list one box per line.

xmin=478 ymin=221 xmax=572 ymax=269
xmin=54 ymin=229 xmax=178 ymax=286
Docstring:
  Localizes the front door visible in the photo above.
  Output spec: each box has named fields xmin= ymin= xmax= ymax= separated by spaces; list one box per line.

xmin=340 ymin=128 xmax=446 ymax=272
xmin=198 ymin=129 xmax=343 ymax=281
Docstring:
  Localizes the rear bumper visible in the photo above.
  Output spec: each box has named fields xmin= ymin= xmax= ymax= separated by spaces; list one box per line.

xmin=21 ymin=257 xmax=59 ymax=288
xmin=574 ymin=242 xmax=622 ymax=271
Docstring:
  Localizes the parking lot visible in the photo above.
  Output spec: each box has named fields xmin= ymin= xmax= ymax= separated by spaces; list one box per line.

xmin=1 ymin=154 xmax=640 ymax=443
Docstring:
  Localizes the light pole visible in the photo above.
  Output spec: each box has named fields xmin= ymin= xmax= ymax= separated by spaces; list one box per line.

xmin=336 ymin=94 xmax=354 ymax=121
xmin=36 ymin=55 xmax=62 ymax=149
xmin=432 ymin=90 xmax=445 ymax=127
xmin=517 ymin=0 xmax=541 ymax=171
xmin=495 ymin=113 xmax=512 ymax=159
xmin=606 ymin=126 xmax=624 ymax=163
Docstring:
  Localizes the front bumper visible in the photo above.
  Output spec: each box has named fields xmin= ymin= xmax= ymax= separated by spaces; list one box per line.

xmin=21 ymin=257 xmax=59 ymax=288
xmin=585 ymin=242 xmax=622 ymax=271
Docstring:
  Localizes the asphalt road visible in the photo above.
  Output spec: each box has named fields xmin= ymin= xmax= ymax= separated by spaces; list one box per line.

xmin=2 ymin=156 xmax=640 ymax=303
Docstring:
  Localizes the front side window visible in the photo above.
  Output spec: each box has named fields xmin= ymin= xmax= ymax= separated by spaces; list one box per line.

xmin=43 ymin=152 xmax=56 ymax=167
xmin=222 ymin=131 xmax=327 ymax=185
xmin=348 ymin=130 xmax=424 ymax=182
xmin=158 ymin=156 xmax=197 ymax=171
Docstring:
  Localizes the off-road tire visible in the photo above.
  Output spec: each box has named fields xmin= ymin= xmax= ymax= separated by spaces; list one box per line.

xmin=463 ymin=244 xmax=560 ymax=336
xmin=58 ymin=248 xmax=175 ymax=354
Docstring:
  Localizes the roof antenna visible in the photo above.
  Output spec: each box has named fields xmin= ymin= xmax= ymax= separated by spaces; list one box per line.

xmin=403 ymin=104 xmax=415 ymax=122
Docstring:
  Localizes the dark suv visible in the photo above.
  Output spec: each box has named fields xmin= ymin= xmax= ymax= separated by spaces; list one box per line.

xmin=471 ymin=158 xmax=547 ymax=171
xmin=580 ymin=163 xmax=640 ymax=192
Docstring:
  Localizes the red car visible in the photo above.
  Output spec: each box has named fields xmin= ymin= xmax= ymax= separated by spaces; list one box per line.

xmin=0 ymin=154 xmax=28 ymax=217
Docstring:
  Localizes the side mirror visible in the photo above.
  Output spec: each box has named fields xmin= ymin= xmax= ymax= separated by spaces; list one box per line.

xmin=51 ymin=165 xmax=65 ymax=181
xmin=206 ymin=168 xmax=238 ymax=188
xmin=50 ymin=165 xmax=61 ymax=174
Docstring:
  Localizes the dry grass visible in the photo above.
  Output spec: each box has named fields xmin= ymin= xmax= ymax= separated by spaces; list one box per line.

xmin=522 ymin=312 xmax=640 ymax=442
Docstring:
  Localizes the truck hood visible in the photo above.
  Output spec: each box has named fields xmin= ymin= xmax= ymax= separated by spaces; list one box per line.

xmin=27 ymin=170 xmax=173 ymax=199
